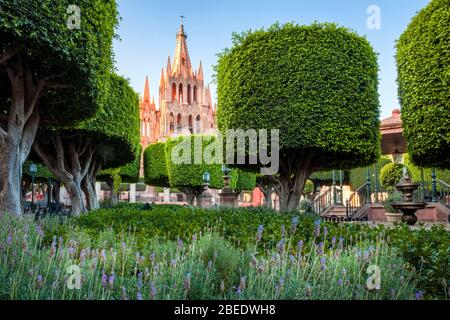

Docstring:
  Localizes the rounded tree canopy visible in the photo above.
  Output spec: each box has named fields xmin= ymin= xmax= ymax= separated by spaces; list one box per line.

xmin=380 ymin=162 xmax=410 ymax=189
xmin=80 ymin=73 xmax=141 ymax=169
xmin=0 ymin=0 xmax=118 ymax=125
xmin=165 ymin=135 xmax=224 ymax=189
xmin=216 ymin=22 xmax=380 ymax=170
xmin=37 ymin=73 xmax=140 ymax=170
xmin=114 ymin=144 xmax=142 ymax=184
xmin=144 ymin=142 xmax=170 ymax=188
xmin=396 ymin=0 xmax=450 ymax=169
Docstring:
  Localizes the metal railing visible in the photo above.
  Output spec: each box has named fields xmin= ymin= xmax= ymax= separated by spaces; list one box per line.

xmin=345 ymin=183 xmax=370 ymax=218
xmin=313 ymin=186 xmax=344 ymax=216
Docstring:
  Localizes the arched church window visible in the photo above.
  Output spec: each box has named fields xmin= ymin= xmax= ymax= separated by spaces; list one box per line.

xmin=187 ymin=85 xmax=192 ymax=104
xmin=196 ymin=115 xmax=201 ymax=134
xmin=178 ymin=84 xmax=183 ymax=104
xmin=177 ymin=114 xmax=182 ymax=133
xmin=188 ymin=115 xmax=193 ymax=134
xmin=172 ymin=83 xmax=177 ymax=102
xmin=169 ymin=113 xmax=174 ymax=134
xmin=193 ymin=86 xmax=197 ymax=103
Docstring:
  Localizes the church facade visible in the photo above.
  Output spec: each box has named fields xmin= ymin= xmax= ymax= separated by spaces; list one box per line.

xmin=140 ymin=23 xmax=216 ymax=149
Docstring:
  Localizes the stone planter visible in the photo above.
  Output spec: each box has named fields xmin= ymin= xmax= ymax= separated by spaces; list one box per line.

xmin=385 ymin=212 xmax=402 ymax=223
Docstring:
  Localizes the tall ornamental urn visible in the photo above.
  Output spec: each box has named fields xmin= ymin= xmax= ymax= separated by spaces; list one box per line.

xmin=392 ymin=169 xmax=426 ymax=226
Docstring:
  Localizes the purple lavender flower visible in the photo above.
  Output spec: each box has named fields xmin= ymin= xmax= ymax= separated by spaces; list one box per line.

xmin=35 ymin=226 xmax=44 ymax=238
xmin=109 ymin=273 xmax=115 ymax=289
xmin=339 ymin=237 xmax=344 ymax=250
xmin=323 ymin=227 xmax=328 ymax=238
xmin=314 ymin=220 xmax=321 ymax=238
xmin=256 ymin=225 xmax=264 ymax=242
xmin=239 ymin=276 xmax=246 ymax=291
xmin=184 ymin=273 xmax=191 ymax=291
xmin=207 ymin=260 xmax=213 ymax=272
xmin=390 ymin=289 xmax=396 ymax=299
xmin=6 ymin=234 xmax=12 ymax=245
xmin=101 ymin=272 xmax=108 ymax=288
xmin=192 ymin=234 xmax=198 ymax=242
xmin=281 ymin=225 xmax=286 ymax=238
xmin=236 ymin=287 xmax=242 ymax=296
xmin=137 ymin=292 xmax=143 ymax=300
xmin=276 ymin=239 xmax=286 ymax=254
xmin=250 ymin=255 xmax=258 ymax=268
xmin=36 ymin=275 xmax=43 ymax=289
xmin=317 ymin=242 xmax=324 ymax=256
xmin=415 ymin=291 xmax=424 ymax=300
xmin=338 ymin=278 xmax=343 ymax=287
xmin=177 ymin=237 xmax=183 ymax=249
xmin=291 ymin=216 xmax=299 ymax=232
xmin=289 ymin=255 xmax=295 ymax=264
xmin=331 ymin=236 xmax=337 ymax=247
xmin=320 ymin=257 xmax=327 ymax=271
xmin=150 ymin=282 xmax=157 ymax=300
xmin=170 ymin=259 xmax=177 ymax=267
xmin=137 ymin=272 xmax=143 ymax=290
xmin=297 ymin=240 xmax=304 ymax=253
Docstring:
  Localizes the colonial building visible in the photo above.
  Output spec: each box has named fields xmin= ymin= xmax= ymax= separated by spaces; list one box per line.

xmin=140 ymin=23 xmax=216 ymax=149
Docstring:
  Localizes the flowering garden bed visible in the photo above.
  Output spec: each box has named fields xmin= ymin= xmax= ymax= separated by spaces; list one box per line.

xmin=0 ymin=206 xmax=448 ymax=300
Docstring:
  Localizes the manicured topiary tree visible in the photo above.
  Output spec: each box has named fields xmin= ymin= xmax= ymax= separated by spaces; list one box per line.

xmin=380 ymin=163 xmax=410 ymax=190
xmin=216 ymin=22 xmax=380 ymax=210
xmin=232 ymin=169 xmax=257 ymax=194
xmin=33 ymin=74 xmax=140 ymax=215
xmin=0 ymin=0 xmax=118 ymax=215
xmin=396 ymin=0 xmax=450 ymax=169
xmin=165 ymin=135 xmax=224 ymax=205
xmin=144 ymin=142 xmax=170 ymax=188
xmin=96 ymin=144 xmax=142 ymax=208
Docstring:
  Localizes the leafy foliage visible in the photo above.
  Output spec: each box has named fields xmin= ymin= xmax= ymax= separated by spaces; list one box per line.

xmin=404 ymin=154 xmax=450 ymax=185
xmin=216 ymin=22 xmax=381 ymax=171
xmin=380 ymin=163 xmax=410 ymax=189
xmin=0 ymin=0 xmax=118 ymax=124
xmin=396 ymin=0 xmax=450 ymax=169
xmin=349 ymin=156 xmax=392 ymax=190
xmin=144 ymin=142 xmax=170 ymax=187
xmin=165 ymin=135 xmax=224 ymax=190
xmin=73 ymin=206 xmax=449 ymax=299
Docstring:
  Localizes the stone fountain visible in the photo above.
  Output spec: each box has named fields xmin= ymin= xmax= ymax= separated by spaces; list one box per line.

xmin=392 ymin=168 xmax=426 ymax=226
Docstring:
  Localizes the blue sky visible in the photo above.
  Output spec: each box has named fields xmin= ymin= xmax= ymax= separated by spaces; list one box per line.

xmin=114 ymin=0 xmax=429 ymax=119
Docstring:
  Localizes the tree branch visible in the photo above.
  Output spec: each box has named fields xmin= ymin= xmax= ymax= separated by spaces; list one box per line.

xmin=0 ymin=126 xmax=7 ymax=140
xmin=0 ymin=46 xmax=20 ymax=66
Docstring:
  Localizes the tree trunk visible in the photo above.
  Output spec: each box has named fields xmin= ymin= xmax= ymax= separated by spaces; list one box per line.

xmin=0 ymin=57 xmax=42 ymax=216
xmin=270 ymin=158 xmax=313 ymax=212
xmin=182 ymin=187 xmax=195 ymax=205
xmin=53 ymin=181 xmax=61 ymax=204
xmin=82 ymin=178 xmax=99 ymax=211
xmin=65 ymin=179 xmax=85 ymax=216
xmin=109 ymin=181 xmax=118 ymax=207
xmin=33 ymin=136 xmax=95 ymax=216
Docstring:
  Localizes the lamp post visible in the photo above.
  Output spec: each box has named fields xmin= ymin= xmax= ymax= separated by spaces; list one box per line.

xmin=200 ymin=171 xmax=212 ymax=208
xmin=29 ymin=163 xmax=38 ymax=206
xmin=219 ymin=164 xmax=238 ymax=207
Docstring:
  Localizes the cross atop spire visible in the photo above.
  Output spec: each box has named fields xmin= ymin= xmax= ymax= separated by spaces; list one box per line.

xmin=172 ymin=20 xmax=192 ymax=77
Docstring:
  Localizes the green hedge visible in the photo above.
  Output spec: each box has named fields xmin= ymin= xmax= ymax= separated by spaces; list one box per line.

xmin=396 ymin=0 xmax=450 ymax=169
xmin=165 ymin=135 xmax=224 ymax=189
xmin=72 ymin=206 xmax=450 ymax=299
xmin=349 ymin=157 xmax=392 ymax=190
xmin=144 ymin=142 xmax=170 ymax=187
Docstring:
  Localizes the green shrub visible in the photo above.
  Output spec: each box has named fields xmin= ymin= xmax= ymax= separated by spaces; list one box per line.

xmin=380 ymin=163 xmax=410 ymax=189
xmin=72 ymin=206 xmax=450 ymax=299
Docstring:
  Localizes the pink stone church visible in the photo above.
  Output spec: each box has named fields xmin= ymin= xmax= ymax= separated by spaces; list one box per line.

xmin=139 ymin=23 xmax=216 ymax=149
